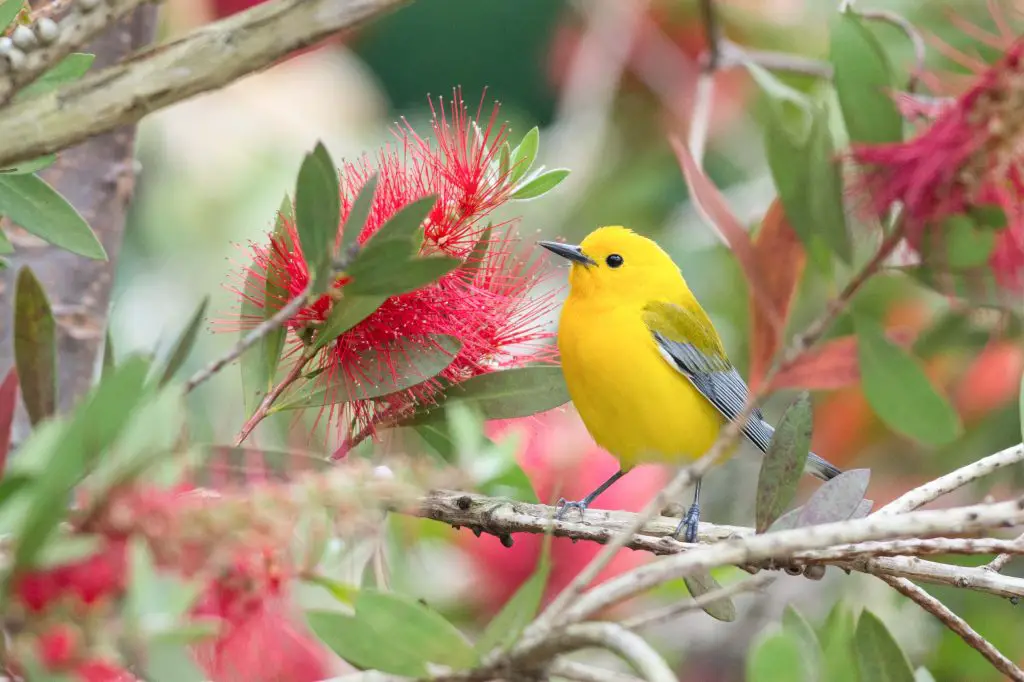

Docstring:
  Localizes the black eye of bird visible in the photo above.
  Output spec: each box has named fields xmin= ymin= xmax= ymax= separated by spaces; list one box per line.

xmin=606 ymin=254 xmax=624 ymax=268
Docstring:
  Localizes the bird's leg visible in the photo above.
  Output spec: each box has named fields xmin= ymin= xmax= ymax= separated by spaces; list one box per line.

xmin=555 ymin=469 xmax=626 ymax=521
xmin=674 ymin=479 xmax=702 ymax=543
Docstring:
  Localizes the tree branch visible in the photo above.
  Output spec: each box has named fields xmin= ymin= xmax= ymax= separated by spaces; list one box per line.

xmin=0 ymin=0 xmax=408 ymax=168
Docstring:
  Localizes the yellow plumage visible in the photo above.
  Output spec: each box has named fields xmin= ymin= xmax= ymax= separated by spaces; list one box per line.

xmin=539 ymin=226 xmax=840 ymax=541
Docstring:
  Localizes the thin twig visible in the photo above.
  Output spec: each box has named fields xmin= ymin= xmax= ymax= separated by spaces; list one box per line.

xmin=720 ymin=41 xmax=833 ymax=79
xmin=859 ymin=9 xmax=927 ymax=92
xmin=879 ymin=575 xmax=1024 ymax=682
xmin=622 ymin=573 xmax=775 ymax=630
xmin=549 ymin=660 xmax=644 ymax=682
xmin=185 ymin=283 xmax=312 ymax=393
xmin=234 ymin=356 xmax=308 ymax=445
xmin=697 ymin=0 xmax=721 ymax=70
xmin=984 ymin=530 xmax=1024 ymax=573
xmin=0 ymin=0 xmax=409 ymax=168
xmin=535 ymin=623 xmax=676 ymax=682
xmin=878 ymin=442 xmax=1024 ymax=514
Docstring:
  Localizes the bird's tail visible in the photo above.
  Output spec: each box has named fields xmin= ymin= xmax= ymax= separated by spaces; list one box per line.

xmin=749 ymin=418 xmax=842 ymax=482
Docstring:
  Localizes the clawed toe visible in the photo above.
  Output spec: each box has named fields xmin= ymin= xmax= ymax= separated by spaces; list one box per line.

xmin=555 ymin=498 xmax=588 ymax=521
xmin=674 ymin=503 xmax=701 ymax=544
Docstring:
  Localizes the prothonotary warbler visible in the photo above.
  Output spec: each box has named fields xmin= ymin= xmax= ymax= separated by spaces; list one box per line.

xmin=539 ymin=226 xmax=842 ymax=543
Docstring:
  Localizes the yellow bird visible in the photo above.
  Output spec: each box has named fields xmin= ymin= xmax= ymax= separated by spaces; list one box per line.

xmin=539 ymin=226 xmax=841 ymax=542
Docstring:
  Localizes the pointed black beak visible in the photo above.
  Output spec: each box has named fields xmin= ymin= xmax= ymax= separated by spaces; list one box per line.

xmin=538 ymin=240 xmax=596 ymax=267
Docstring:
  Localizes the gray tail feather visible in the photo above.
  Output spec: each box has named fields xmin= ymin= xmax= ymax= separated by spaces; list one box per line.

xmin=748 ymin=419 xmax=842 ymax=482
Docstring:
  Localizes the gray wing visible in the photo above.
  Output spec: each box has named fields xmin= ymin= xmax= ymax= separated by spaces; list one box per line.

xmin=650 ymin=332 xmax=840 ymax=482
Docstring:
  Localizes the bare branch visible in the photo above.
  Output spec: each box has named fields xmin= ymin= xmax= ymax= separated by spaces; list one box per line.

xmin=984 ymin=530 xmax=1024 ymax=573
xmin=879 ymin=575 xmax=1024 ymax=681
xmin=0 ymin=0 xmax=408 ymax=168
xmin=533 ymin=623 xmax=676 ymax=682
xmin=549 ymin=660 xmax=645 ymax=682
xmin=878 ymin=443 xmax=1024 ymax=514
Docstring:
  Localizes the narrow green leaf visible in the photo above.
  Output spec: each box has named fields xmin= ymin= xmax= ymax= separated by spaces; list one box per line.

xmin=346 ymin=238 xmax=419 ymax=279
xmin=339 ymin=174 xmax=379 ymax=257
xmin=402 ymin=366 xmax=570 ymax=426
xmin=854 ymin=610 xmax=915 ymax=682
xmin=15 ymin=54 xmax=95 ymax=101
xmin=294 ymin=147 xmax=340 ymax=292
xmin=747 ymin=631 xmax=807 ymax=682
xmin=462 ymin=224 xmax=492 ymax=276
xmin=0 ymin=155 xmax=57 ymax=175
xmin=756 ymin=392 xmax=812 ymax=533
xmin=476 ymin=526 xmax=552 ymax=655
xmin=0 ymin=0 xmax=23 ymax=30
xmin=782 ymin=606 xmax=822 ymax=681
xmin=11 ymin=358 xmax=150 ymax=572
xmin=0 ymin=174 xmax=106 ymax=259
xmin=102 ymin=327 xmax=115 ymax=380
xmin=820 ymin=602 xmax=859 ymax=682
xmin=797 ymin=469 xmax=870 ymax=527
xmin=0 ymin=227 xmax=12 ymax=254
xmin=744 ymin=60 xmax=815 ymax=108
xmin=831 ymin=12 xmax=902 ymax=144
xmin=511 ymin=169 xmax=569 ymax=200
xmin=498 ymin=141 xmax=511 ymax=181
xmin=346 ymin=256 xmax=461 ymax=297
xmin=369 ymin=195 xmax=437 ymax=246
xmin=274 ymin=335 xmax=461 ymax=412
xmin=33 ymin=535 xmax=101 ymax=570
xmin=855 ymin=314 xmax=962 ymax=445
xmin=311 ymin=294 xmax=386 ymax=353
xmin=807 ymin=103 xmax=852 ymax=263
xmin=14 ymin=267 xmax=56 ymax=425
xmin=304 ymin=573 xmax=358 ymax=605
xmin=684 ymin=572 xmax=737 ymax=622
xmin=931 ymin=215 xmax=996 ymax=268
xmin=309 ymin=610 xmax=413 ymax=674
xmin=509 ymin=127 xmax=539 ymax=184
xmin=158 ymin=297 xmax=209 ymax=386
xmin=914 ymin=668 xmax=937 ymax=682
xmin=357 ymin=589 xmax=476 ymax=671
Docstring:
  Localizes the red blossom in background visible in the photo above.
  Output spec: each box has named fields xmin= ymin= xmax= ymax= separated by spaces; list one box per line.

xmin=850 ymin=8 xmax=1024 ymax=291
xmin=233 ymin=92 xmax=557 ymax=442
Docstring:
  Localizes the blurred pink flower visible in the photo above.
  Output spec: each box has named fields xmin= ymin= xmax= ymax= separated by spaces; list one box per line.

xmin=458 ymin=409 xmax=667 ymax=614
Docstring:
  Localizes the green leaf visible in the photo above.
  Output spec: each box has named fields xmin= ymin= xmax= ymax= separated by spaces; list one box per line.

xmin=14 ymin=267 xmax=56 ymax=426
xmin=295 ymin=145 xmax=340 ymax=292
xmin=747 ymin=631 xmax=807 ymax=682
xmin=931 ymin=215 xmax=996 ymax=269
xmin=339 ymin=174 xmax=379 ymax=257
xmin=310 ymin=294 xmax=386 ymax=353
xmin=239 ymin=261 xmax=272 ymax=415
xmin=854 ymin=610 xmax=915 ymax=682
xmin=476 ymin=526 xmax=552 ymax=655
xmin=273 ymin=335 xmax=461 ymax=412
xmin=0 ymin=227 xmax=12 ymax=254
xmin=756 ymin=392 xmax=812 ymax=533
xmin=797 ymin=469 xmax=870 ymax=527
xmin=0 ymin=154 xmax=57 ymax=175
xmin=684 ymin=572 xmax=737 ymax=622
xmin=304 ymin=573 xmax=358 ymax=606
xmin=820 ymin=602 xmax=859 ymax=682
xmin=498 ymin=141 xmax=511 ymax=181
xmin=33 ymin=534 xmax=100 ymax=570
xmin=744 ymin=60 xmax=815 ymax=109
xmin=15 ymin=54 xmax=95 ymax=101
xmin=807 ymin=103 xmax=852 ymax=263
xmin=0 ymin=174 xmax=106 ymax=259
xmin=914 ymin=668 xmax=937 ymax=682
xmin=310 ymin=589 xmax=477 ymax=676
xmin=346 ymin=256 xmax=461 ymax=297
xmin=831 ymin=12 xmax=902 ymax=144
xmin=0 ymin=0 xmax=23 ymax=30
xmin=346 ymin=238 xmax=419 ymax=279
xmin=855 ymin=314 xmax=961 ymax=445
xmin=509 ymin=127 xmax=539 ymax=184
xmin=782 ymin=606 xmax=822 ymax=680
xmin=10 ymin=358 xmax=150 ymax=573
xmin=102 ymin=327 xmax=115 ymax=380
xmin=402 ymin=366 xmax=570 ymax=425
xmin=158 ymin=297 xmax=208 ymax=386
xmin=511 ymin=169 xmax=569 ymax=200
xmin=369 ymin=195 xmax=437 ymax=246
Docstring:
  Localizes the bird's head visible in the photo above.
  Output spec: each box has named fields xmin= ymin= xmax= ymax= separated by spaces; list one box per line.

xmin=539 ymin=226 xmax=685 ymax=303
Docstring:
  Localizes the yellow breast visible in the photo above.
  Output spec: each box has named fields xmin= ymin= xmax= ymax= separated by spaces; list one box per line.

xmin=557 ymin=298 xmax=725 ymax=470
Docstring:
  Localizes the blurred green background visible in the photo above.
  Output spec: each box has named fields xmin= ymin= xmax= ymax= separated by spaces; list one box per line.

xmin=113 ymin=1 xmax=1024 ymax=680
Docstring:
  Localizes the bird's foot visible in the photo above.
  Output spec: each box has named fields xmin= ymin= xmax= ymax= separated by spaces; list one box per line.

xmin=555 ymin=498 xmax=588 ymax=521
xmin=674 ymin=502 xmax=701 ymax=544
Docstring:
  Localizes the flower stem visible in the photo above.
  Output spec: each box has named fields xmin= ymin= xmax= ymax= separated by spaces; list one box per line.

xmin=234 ymin=355 xmax=310 ymax=446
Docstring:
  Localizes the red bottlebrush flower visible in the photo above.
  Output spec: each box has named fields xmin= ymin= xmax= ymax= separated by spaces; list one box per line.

xmin=72 ymin=659 xmax=137 ymax=682
xmin=230 ymin=91 xmax=557 ymax=441
xmin=850 ymin=12 xmax=1024 ymax=292
xmin=37 ymin=624 xmax=80 ymax=670
xmin=13 ymin=538 xmax=128 ymax=613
